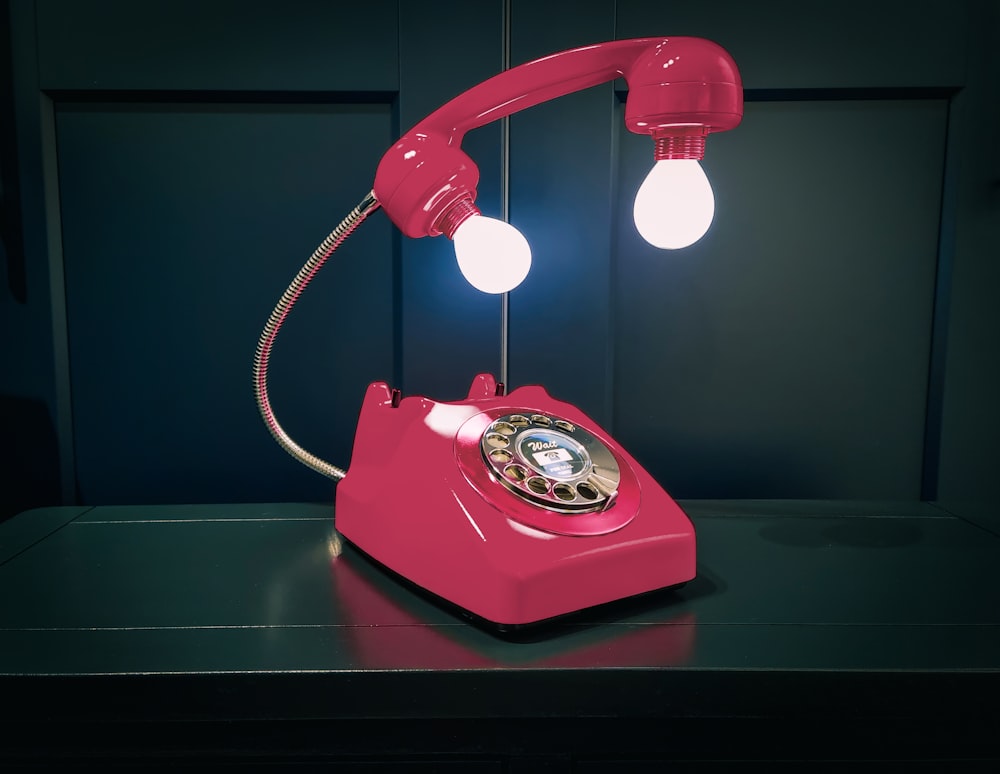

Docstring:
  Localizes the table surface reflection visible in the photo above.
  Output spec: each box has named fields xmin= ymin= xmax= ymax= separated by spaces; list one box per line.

xmin=1 ymin=499 xmax=998 ymax=725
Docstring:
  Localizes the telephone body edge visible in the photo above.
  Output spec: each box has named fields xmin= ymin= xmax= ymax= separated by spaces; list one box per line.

xmin=335 ymin=373 xmax=696 ymax=627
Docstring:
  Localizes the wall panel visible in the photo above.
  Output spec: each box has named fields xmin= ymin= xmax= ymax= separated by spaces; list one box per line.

xmin=613 ymin=99 xmax=947 ymax=498
xmin=35 ymin=0 xmax=399 ymax=92
xmin=396 ymin=1 xmax=506 ymax=402
xmin=506 ymin=0 xmax=618 ymax=425
xmin=57 ymin=102 xmax=393 ymax=503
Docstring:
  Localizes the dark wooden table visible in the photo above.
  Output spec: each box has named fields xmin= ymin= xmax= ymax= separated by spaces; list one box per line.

xmin=2 ymin=500 xmax=998 ymax=770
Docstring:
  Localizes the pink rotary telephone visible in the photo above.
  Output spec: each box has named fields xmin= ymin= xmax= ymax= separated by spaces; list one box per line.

xmin=256 ymin=36 xmax=743 ymax=628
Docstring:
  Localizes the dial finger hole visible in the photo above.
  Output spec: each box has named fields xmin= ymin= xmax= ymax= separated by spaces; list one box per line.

xmin=553 ymin=483 xmax=576 ymax=501
xmin=485 ymin=432 xmax=510 ymax=449
xmin=504 ymin=464 xmax=528 ymax=482
xmin=526 ymin=476 xmax=549 ymax=494
xmin=576 ymin=482 xmax=599 ymax=500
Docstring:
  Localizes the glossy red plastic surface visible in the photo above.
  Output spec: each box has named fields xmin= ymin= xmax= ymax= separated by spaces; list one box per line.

xmin=335 ymin=374 xmax=696 ymax=627
xmin=373 ymin=36 xmax=743 ymax=237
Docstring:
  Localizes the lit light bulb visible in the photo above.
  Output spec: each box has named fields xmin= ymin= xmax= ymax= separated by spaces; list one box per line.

xmin=452 ymin=214 xmax=531 ymax=293
xmin=633 ymin=159 xmax=715 ymax=249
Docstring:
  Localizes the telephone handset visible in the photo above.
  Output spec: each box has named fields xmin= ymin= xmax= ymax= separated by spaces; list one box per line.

xmin=335 ymin=373 xmax=695 ymax=628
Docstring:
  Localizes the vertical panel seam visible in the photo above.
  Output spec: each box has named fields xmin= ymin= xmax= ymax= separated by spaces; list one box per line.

xmin=500 ymin=0 xmax=511 ymax=386
xmin=40 ymin=95 xmax=76 ymax=503
xmin=392 ymin=0 xmax=403 ymax=387
xmin=920 ymin=95 xmax=959 ymax=501
xmin=607 ymin=0 xmax=619 ymax=433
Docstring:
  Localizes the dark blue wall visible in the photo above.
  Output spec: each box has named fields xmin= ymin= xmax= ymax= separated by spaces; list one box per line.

xmin=2 ymin=1 xmax=997 ymax=528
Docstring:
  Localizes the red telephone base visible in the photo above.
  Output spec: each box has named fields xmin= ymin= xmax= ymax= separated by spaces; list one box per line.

xmin=335 ymin=374 xmax=695 ymax=628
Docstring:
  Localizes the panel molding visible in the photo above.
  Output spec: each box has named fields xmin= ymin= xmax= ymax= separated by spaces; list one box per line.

xmin=34 ymin=0 xmax=400 ymax=93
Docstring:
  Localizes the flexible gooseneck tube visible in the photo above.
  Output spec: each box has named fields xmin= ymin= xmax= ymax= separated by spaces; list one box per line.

xmin=254 ymin=192 xmax=380 ymax=480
